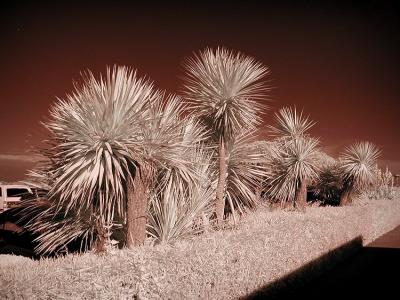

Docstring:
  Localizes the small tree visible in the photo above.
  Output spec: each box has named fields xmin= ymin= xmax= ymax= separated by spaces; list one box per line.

xmin=312 ymin=163 xmax=343 ymax=206
xmin=182 ymin=47 xmax=269 ymax=224
xmin=266 ymin=107 xmax=320 ymax=209
xmin=339 ymin=141 xmax=381 ymax=205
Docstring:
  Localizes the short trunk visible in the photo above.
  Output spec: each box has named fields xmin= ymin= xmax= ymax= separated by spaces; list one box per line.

xmin=339 ymin=187 xmax=350 ymax=206
xmin=93 ymin=230 xmax=106 ymax=253
xmin=93 ymin=217 xmax=107 ymax=253
xmin=215 ymin=137 xmax=227 ymax=225
xmin=339 ymin=183 xmax=352 ymax=206
xmin=340 ymin=190 xmax=350 ymax=206
xmin=294 ymin=180 xmax=307 ymax=210
xmin=126 ymin=167 xmax=149 ymax=249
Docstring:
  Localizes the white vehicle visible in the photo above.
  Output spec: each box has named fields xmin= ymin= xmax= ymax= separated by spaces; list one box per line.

xmin=0 ymin=184 xmax=33 ymax=212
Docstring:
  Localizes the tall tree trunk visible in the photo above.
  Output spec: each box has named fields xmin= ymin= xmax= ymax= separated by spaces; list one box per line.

xmin=126 ymin=166 xmax=149 ymax=249
xmin=215 ymin=137 xmax=227 ymax=225
xmin=295 ymin=179 xmax=307 ymax=210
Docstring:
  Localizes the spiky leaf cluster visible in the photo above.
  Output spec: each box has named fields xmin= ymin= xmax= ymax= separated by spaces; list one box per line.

xmin=265 ymin=107 xmax=320 ymax=203
xmin=268 ymin=106 xmax=315 ymax=139
xmin=147 ymin=148 xmax=214 ymax=244
xmin=266 ymin=137 xmax=320 ymax=202
xmin=339 ymin=141 xmax=381 ymax=190
xmin=223 ymin=132 xmax=269 ymax=218
xmin=182 ymin=47 xmax=269 ymax=142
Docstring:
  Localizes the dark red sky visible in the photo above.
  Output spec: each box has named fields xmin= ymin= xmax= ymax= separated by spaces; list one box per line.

xmin=1 ymin=1 xmax=399 ymax=181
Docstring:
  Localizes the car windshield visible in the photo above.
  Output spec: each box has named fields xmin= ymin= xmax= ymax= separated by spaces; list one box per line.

xmin=6 ymin=188 xmax=29 ymax=197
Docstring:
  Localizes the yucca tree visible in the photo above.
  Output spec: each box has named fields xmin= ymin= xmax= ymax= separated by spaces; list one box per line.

xmin=182 ymin=47 xmax=269 ymax=224
xmin=267 ymin=137 xmax=320 ymax=209
xmin=223 ymin=132 xmax=269 ymax=221
xmin=339 ymin=141 xmax=381 ymax=205
xmin=29 ymin=66 xmax=205 ymax=251
xmin=147 ymin=147 xmax=214 ymax=244
xmin=266 ymin=107 xmax=320 ymax=209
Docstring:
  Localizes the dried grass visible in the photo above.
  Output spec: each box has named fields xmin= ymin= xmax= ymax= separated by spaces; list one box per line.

xmin=1 ymin=193 xmax=400 ymax=299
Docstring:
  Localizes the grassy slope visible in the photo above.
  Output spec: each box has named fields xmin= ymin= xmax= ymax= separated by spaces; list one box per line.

xmin=1 ymin=195 xmax=400 ymax=299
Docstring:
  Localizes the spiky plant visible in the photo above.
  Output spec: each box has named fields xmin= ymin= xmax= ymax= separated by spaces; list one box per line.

xmin=266 ymin=137 xmax=320 ymax=209
xmin=16 ymin=163 xmax=107 ymax=254
xmin=312 ymin=162 xmax=343 ymax=206
xmin=23 ymin=66 xmax=206 ymax=253
xmin=147 ymin=148 xmax=214 ymax=244
xmin=268 ymin=106 xmax=315 ymax=140
xmin=339 ymin=141 xmax=381 ymax=205
xmin=223 ymin=132 xmax=269 ymax=221
xmin=182 ymin=47 xmax=269 ymax=224
xmin=266 ymin=107 xmax=319 ymax=209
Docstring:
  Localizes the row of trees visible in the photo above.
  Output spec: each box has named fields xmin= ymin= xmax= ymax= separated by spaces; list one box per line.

xmin=19 ymin=48 xmax=382 ymax=255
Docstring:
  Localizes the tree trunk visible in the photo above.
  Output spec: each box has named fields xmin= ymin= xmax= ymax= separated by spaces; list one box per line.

xmin=93 ymin=221 xmax=107 ymax=253
xmin=126 ymin=166 xmax=149 ymax=249
xmin=294 ymin=179 xmax=307 ymax=210
xmin=215 ymin=137 xmax=227 ymax=225
xmin=339 ymin=182 xmax=352 ymax=206
xmin=340 ymin=190 xmax=350 ymax=206
xmin=339 ymin=186 xmax=351 ymax=206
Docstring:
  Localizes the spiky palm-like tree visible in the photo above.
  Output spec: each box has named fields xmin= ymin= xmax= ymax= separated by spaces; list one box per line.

xmin=27 ymin=66 xmax=205 ymax=252
xmin=182 ymin=47 xmax=269 ymax=223
xmin=266 ymin=107 xmax=320 ymax=209
xmin=223 ymin=132 xmax=269 ymax=221
xmin=267 ymin=137 xmax=320 ymax=208
xmin=339 ymin=141 xmax=381 ymax=205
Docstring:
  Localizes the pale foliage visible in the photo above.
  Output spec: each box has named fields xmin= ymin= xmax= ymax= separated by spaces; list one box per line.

xmin=147 ymin=149 xmax=214 ymax=244
xmin=4 ymin=199 xmax=400 ymax=299
xmin=181 ymin=47 xmax=269 ymax=218
xmin=46 ymin=66 xmax=159 ymax=224
xmin=182 ymin=47 xmax=269 ymax=142
xmin=365 ymin=166 xmax=394 ymax=199
xmin=268 ymin=106 xmax=315 ymax=139
xmin=313 ymin=150 xmax=336 ymax=168
xmin=339 ymin=141 xmax=381 ymax=190
xmin=20 ymin=66 xmax=208 ymax=253
xmin=265 ymin=107 xmax=320 ymax=203
xmin=266 ymin=137 xmax=320 ymax=202
xmin=20 ymin=169 xmax=102 ymax=254
xmin=224 ymin=132 xmax=269 ymax=218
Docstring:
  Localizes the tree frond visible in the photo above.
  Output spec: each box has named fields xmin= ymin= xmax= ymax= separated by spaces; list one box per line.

xmin=46 ymin=66 xmax=159 ymax=220
xmin=339 ymin=141 xmax=381 ymax=189
xmin=182 ymin=47 xmax=269 ymax=142
xmin=266 ymin=137 xmax=320 ymax=202
xmin=223 ymin=132 xmax=269 ymax=217
xmin=139 ymin=95 xmax=208 ymax=184
xmin=268 ymin=107 xmax=315 ymax=139
xmin=147 ymin=148 xmax=214 ymax=244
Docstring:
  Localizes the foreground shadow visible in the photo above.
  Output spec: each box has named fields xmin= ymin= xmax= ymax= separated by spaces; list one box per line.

xmin=0 ymin=229 xmax=38 ymax=259
xmin=244 ymin=237 xmax=400 ymax=299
